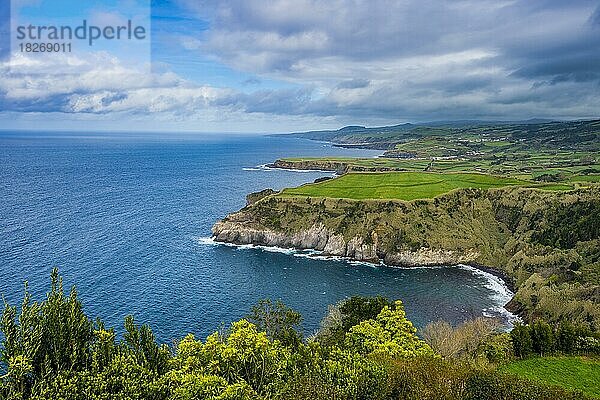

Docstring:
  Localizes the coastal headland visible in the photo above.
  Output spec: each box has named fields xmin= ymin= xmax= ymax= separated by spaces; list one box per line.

xmin=213 ymin=120 xmax=600 ymax=328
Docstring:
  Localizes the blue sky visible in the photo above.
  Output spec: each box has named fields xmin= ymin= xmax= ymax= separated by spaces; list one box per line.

xmin=1 ymin=0 xmax=599 ymax=132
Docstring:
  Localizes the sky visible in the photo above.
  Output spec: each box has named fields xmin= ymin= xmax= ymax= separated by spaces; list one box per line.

xmin=1 ymin=0 xmax=599 ymax=133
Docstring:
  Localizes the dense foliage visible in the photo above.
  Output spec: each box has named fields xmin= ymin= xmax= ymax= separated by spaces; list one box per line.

xmin=510 ymin=320 xmax=600 ymax=358
xmin=1 ymin=271 xmax=596 ymax=400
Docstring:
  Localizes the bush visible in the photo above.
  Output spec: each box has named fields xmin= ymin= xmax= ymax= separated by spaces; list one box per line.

xmin=247 ymin=299 xmax=303 ymax=349
xmin=480 ymin=333 xmax=514 ymax=364
xmin=384 ymin=357 xmax=473 ymax=400
xmin=316 ymin=296 xmax=395 ymax=348
xmin=530 ymin=320 xmax=555 ymax=355
xmin=510 ymin=319 xmax=598 ymax=358
xmin=2 ymin=272 xmax=597 ymax=400
xmin=556 ymin=320 xmax=578 ymax=353
xmin=422 ymin=317 xmax=500 ymax=360
xmin=344 ymin=301 xmax=433 ymax=358
xmin=465 ymin=371 xmax=591 ymax=400
xmin=510 ymin=323 xmax=533 ymax=358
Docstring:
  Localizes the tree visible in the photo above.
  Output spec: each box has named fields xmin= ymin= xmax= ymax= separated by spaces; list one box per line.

xmin=193 ymin=319 xmax=295 ymax=396
xmin=556 ymin=320 xmax=578 ymax=353
xmin=123 ymin=315 xmax=170 ymax=374
xmin=248 ymin=299 xmax=303 ymax=348
xmin=510 ymin=323 xmax=533 ymax=358
xmin=1 ymin=268 xmax=94 ymax=399
xmin=422 ymin=317 xmax=500 ymax=359
xmin=344 ymin=300 xmax=433 ymax=358
xmin=530 ymin=319 xmax=554 ymax=355
xmin=316 ymin=296 xmax=395 ymax=347
xmin=340 ymin=296 xmax=395 ymax=332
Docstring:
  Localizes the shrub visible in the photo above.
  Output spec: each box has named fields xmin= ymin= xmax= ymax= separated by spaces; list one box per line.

xmin=422 ymin=317 xmax=500 ymax=359
xmin=247 ymin=299 xmax=303 ymax=349
xmin=510 ymin=323 xmax=533 ymax=358
xmin=480 ymin=333 xmax=514 ymax=364
xmin=465 ymin=371 xmax=591 ymax=400
xmin=530 ymin=320 xmax=555 ymax=355
xmin=316 ymin=296 xmax=395 ymax=348
xmin=556 ymin=320 xmax=578 ymax=353
xmin=344 ymin=301 xmax=433 ymax=358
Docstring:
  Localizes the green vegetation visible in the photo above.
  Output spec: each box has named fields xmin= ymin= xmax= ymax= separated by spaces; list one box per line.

xmin=509 ymin=320 xmax=600 ymax=358
xmin=278 ymin=119 xmax=600 ymax=182
xmin=2 ymin=273 xmax=597 ymax=400
xmin=500 ymin=357 xmax=600 ymax=398
xmin=280 ymin=172 xmax=570 ymax=201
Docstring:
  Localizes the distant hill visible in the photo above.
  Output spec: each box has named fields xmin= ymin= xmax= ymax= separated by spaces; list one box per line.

xmin=283 ymin=119 xmax=600 ymax=150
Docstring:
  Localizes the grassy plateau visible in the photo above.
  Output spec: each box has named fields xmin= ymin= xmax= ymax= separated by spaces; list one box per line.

xmin=500 ymin=356 xmax=600 ymax=398
xmin=280 ymin=171 xmax=573 ymax=201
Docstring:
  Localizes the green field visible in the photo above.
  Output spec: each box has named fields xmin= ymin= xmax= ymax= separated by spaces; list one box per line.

xmin=280 ymin=172 xmax=571 ymax=201
xmin=500 ymin=357 xmax=600 ymax=398
xmin=282 ymin=120 xmax=600 ymax=181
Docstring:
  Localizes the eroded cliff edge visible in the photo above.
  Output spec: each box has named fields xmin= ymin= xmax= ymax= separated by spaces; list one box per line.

xmin=212 ymin=186 xmax=600 ymax=324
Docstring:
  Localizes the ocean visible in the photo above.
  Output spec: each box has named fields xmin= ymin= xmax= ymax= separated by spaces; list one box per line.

xmin=0 ymin=131 xmax=515 ymax=342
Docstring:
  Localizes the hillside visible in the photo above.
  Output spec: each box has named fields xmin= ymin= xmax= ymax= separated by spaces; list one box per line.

xmin=277 ymin=119 xmax=600 ymax=180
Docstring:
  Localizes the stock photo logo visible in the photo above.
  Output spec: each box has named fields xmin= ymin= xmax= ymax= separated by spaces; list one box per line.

xmin=8 ymin=0 xmax=151 ymax=73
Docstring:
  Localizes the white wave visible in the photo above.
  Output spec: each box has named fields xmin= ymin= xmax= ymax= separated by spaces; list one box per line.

xmin=197 ymin=237 xmax=218 ymax=245
xmin=197 ymin=237 xmax=241 ymax=248
xmin=243 ymin=164 xmax=336 ymax=174
xmin=458 ymin=264 xmax=513 ymax=302
xmin=457 ymin=264 xmax=520 ymax=329
xmin=293 ymin=252 xmax=348 ymax=262
xmin=242 ymin=164 xmax=277 ymax=172
xmin=252 ymin=244 xmax=298 ymax=255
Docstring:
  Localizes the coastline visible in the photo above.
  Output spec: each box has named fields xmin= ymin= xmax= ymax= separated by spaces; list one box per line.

xmin=202 ymin=236 xmax=520 ymax=327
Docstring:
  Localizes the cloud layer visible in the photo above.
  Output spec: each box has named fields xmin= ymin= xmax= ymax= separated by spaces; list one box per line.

xmin=2 ymin=0 xmax=600 ymax=130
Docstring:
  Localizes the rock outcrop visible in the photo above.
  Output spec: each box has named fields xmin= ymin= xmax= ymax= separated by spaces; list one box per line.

xmin=246 ymin=189 xmax=277 ymax=206
xmin=212 ymin=219 xmax=479 ymax=267
xmin=211 ymin=185 xmax=600 ymax=326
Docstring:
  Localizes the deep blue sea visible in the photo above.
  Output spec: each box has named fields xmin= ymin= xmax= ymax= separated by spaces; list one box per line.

xmin=0 ymin=131 xmax=514 ymax=342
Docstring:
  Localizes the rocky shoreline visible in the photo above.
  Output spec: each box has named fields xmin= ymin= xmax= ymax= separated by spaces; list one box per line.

xmin=212 ymin=221 xmax=480 ymax=268
xmin=212 ymin=184 xmax=600 ymax=326
xmin=212 ymin=217 xmax=516 ymax=291
xmin=266 ymin=159 xmax=346 ymax=174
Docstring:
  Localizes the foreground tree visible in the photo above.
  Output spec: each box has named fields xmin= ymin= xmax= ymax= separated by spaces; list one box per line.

xmin=247 ymin=299 xmax=303 ymax=348
xmin=2 ymin=270 xmax=594 ymax=400
xmin=345 ymin=300 xmax=434 ymax=358
xmin=1 ymin=269 xmax=95 ymax=399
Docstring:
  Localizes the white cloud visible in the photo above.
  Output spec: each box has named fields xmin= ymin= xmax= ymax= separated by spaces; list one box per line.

xmin=2 ymin=0 xmax=600 ymax=130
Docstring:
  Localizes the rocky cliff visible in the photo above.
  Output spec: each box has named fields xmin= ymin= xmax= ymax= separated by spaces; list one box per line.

xmin=213 ymin=186 xmax=599 ymax=269
xmin=212 ymin=186 xmax=600 ymax=326
xmin=268 ymin=159 xmax=348 ymax=174
xmin=213 ymin=220 xmax=479 ymax=267
xmin=267 ymin=159 xmax=407 ymax=173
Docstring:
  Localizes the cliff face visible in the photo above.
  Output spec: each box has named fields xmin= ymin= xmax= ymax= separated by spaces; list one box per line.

xmin=212 ymin=186 xmax=600 ymax=326
xmin=213 ymin=220 xmax=478 ymax=266
xmin=213 ymin=186 xmax=599 ymax=270
xmin=269 ymin=159 xmax=348 ymax=174
xmin=268 ymin=159 xmax=406 ymax=173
